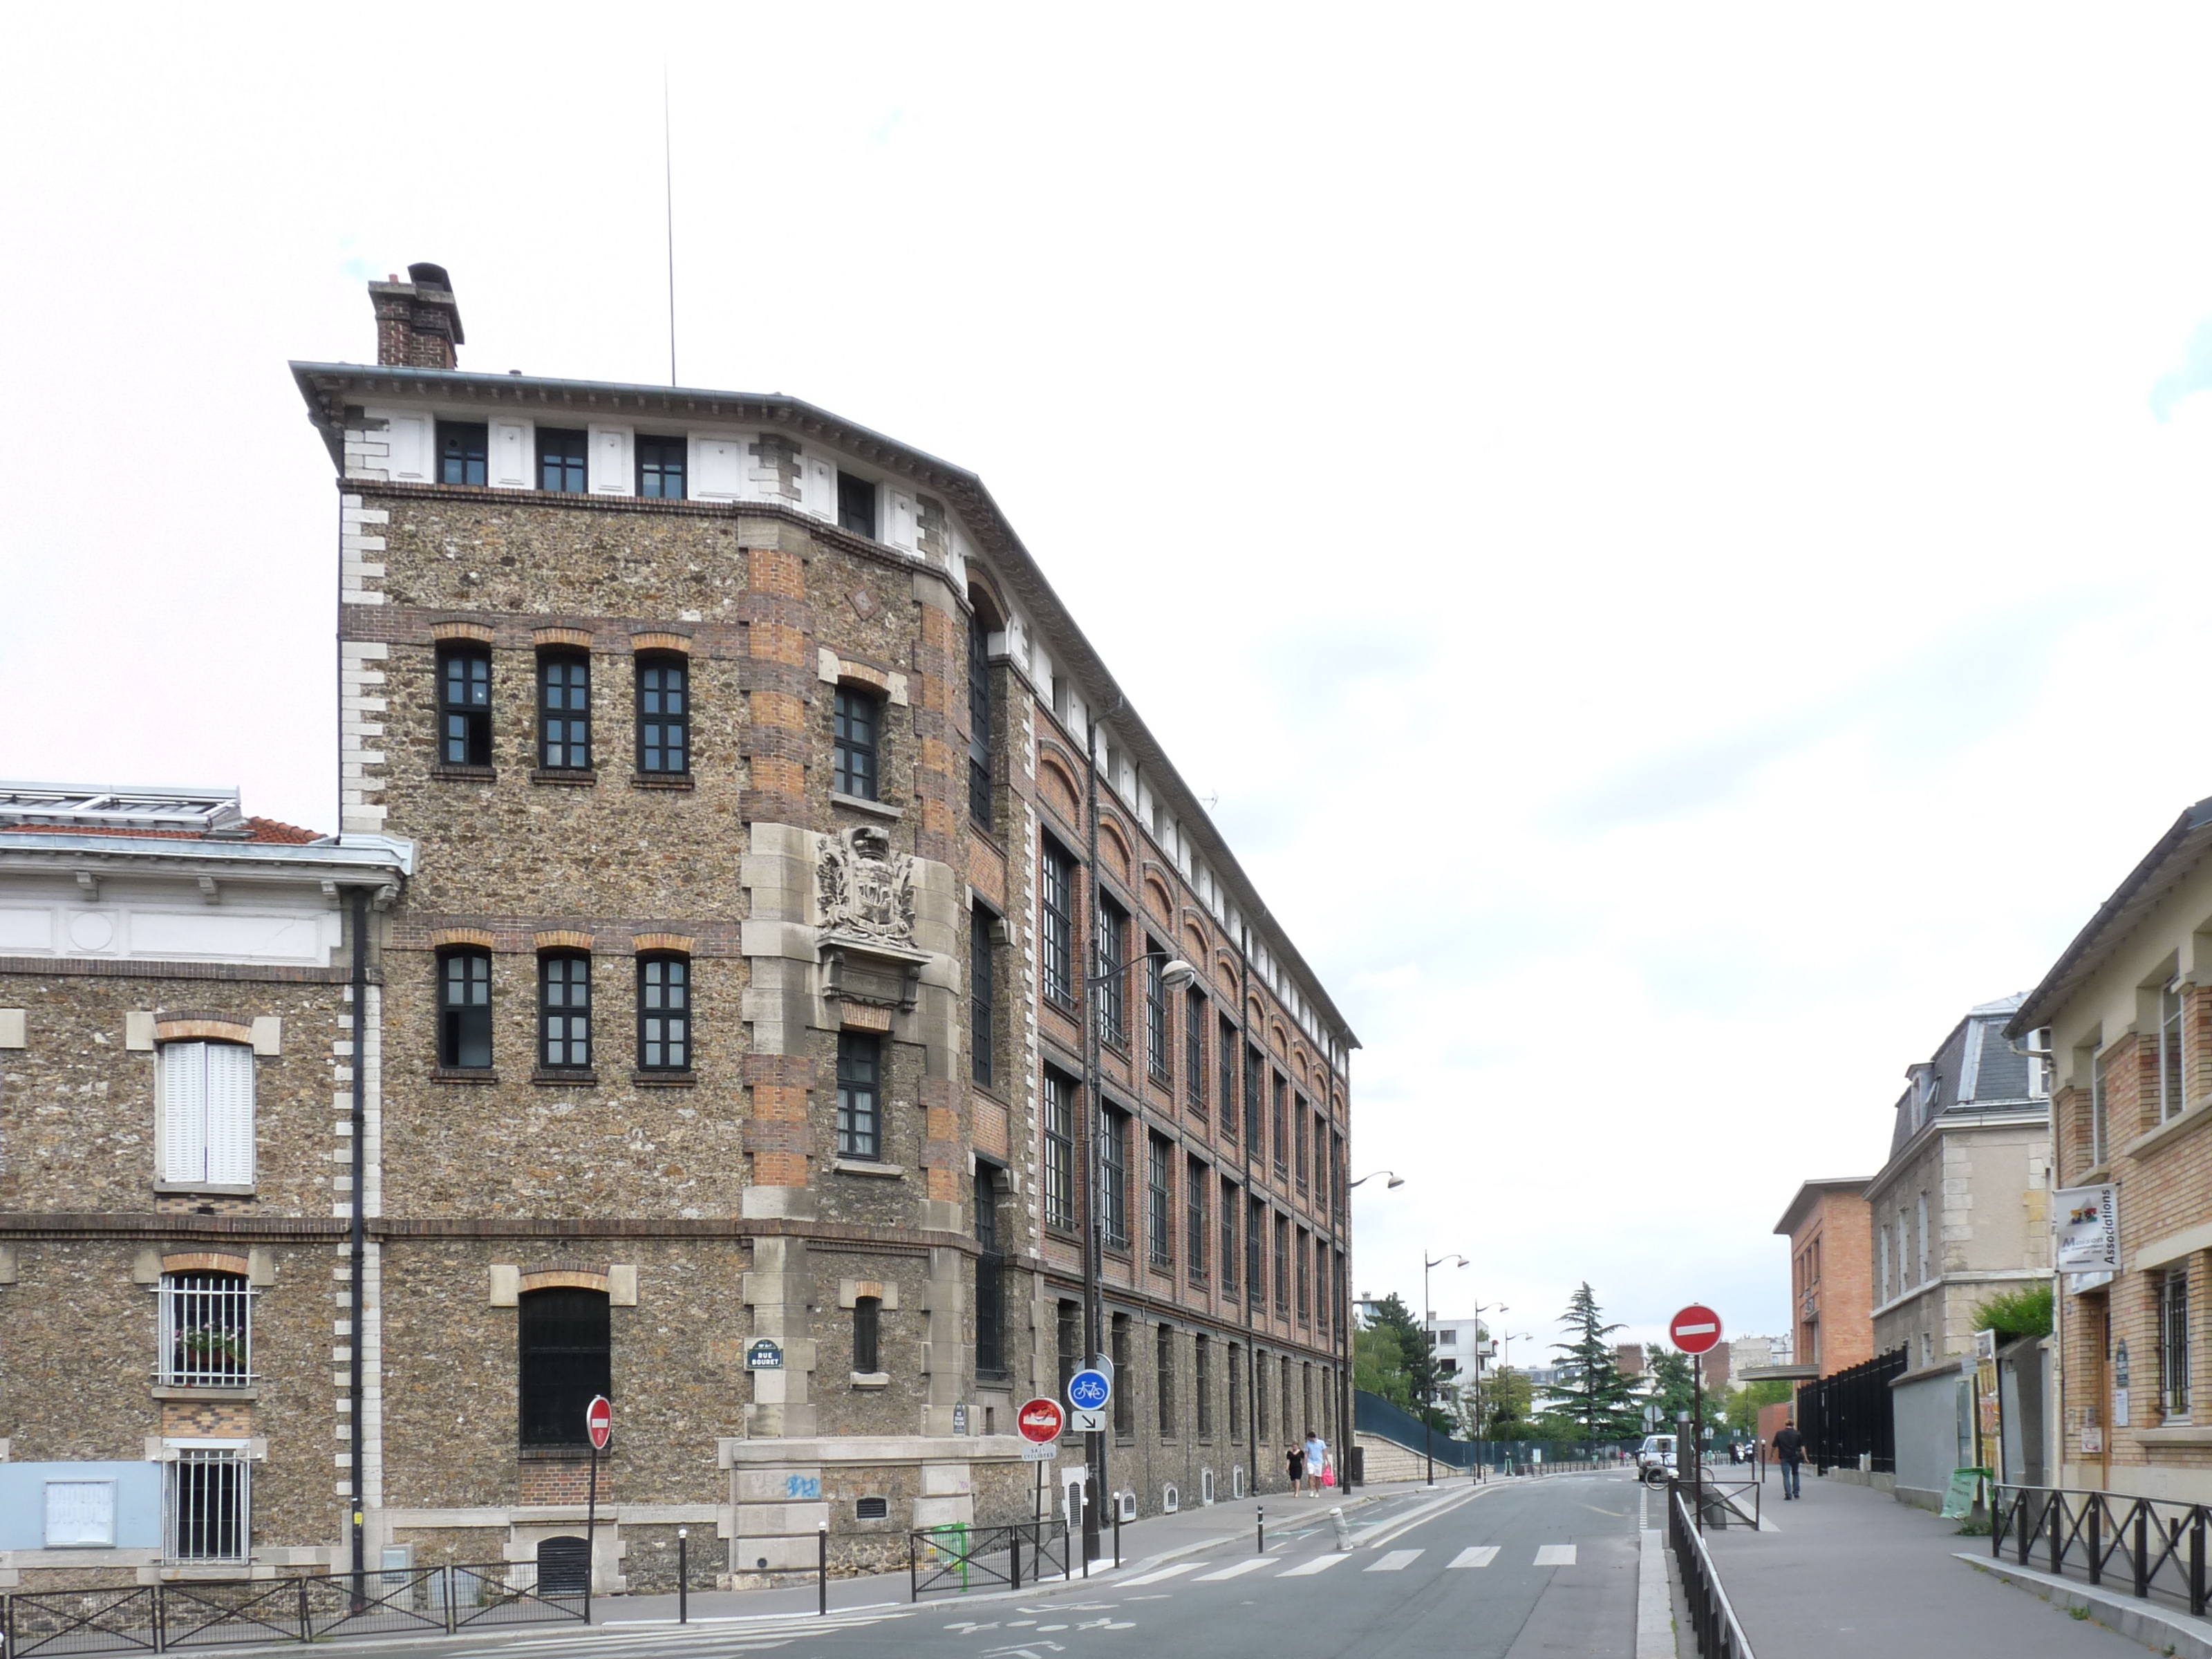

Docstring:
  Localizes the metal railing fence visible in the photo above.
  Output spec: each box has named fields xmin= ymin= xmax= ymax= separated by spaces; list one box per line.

xmin=1 ymin=1564 xmax=583 ymax=1658
xmin=1991 ymin=1483 xmax=2212 ymax=1616
xmin=908 ymin=1519 xmax=1072 ymax=1600
xmin=1794 ymin=1347 xmax=1904 ymax=1474
xmin=1669 ymin=1485 xmax=1757 ymax=1659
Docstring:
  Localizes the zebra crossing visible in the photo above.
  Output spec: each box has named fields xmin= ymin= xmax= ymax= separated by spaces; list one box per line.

xmin=1136 ymin=1542 xmax=1576 ymax=1582
xmin=420 ymin=1604 xmax=916 ymax=1659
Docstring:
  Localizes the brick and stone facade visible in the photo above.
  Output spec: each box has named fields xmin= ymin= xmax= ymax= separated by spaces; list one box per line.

xmin=2012 ymin=796 xmax=2212 ymax=1503
xmin=232 ymin=270 xmax=1360 ymax=1591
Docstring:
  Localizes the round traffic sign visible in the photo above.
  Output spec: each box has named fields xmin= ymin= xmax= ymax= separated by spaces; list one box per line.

xmin=1016 ymin=1396 xmax=1065 ymax=1444
xmin=1068 ymin=1367 xmax=1112 ymax=1412
xmin=586 ymin=1394 xmax=613 ymax=1450
xmin=1669 ymin=1304 xmax=1723 ymax=1356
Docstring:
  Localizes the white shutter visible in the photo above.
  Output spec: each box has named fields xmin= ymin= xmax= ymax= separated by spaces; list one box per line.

xmin=692 ymin=433 xmax=742 ymax=500
xmin=488 ymin=420 xmax=533 ymax=489
xmin=588 ymin=425 xmax=633 ymax=495
xmin=159 ymin=1042 xmax=207 ymax=1183
xmin=888 ymin=490 xmax=917 ymax=551
xmin=203 ymin=1044 xmax=255 ymax=1187
xmin=384 ymin=413 xmax=431 ymax=482
xmin=802 ymin=451 xmax=837 ymax=520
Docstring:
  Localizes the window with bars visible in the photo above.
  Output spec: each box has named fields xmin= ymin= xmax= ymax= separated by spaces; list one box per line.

xmin=967 ymin=608 xmax=993 ymax=830
xmin=1156 ymin=1324 xmax=1176 ymax=1436
xmin=1219 ymin=1017 xmax=1237 ymax=1138
xmin=2091 ymin=1047 xmax=2110 ymax=1168
xmin=975 ymin=1166 xmax=1006 ymax=1375
xmin=438 ymin=645 xmax=491 ymax=767
xmin=438 ymin=420 xmax=487 ymax=486
xmin=159 ymin=1041 xmax=254 ymax=1188
xmin=539 ymin=953 xmax=591 ymax=1069
xmin=971 ymin=903 xmax=996 ymax=1087
xmin=637 ymin=656 xmax=688 ymax=776
xmin=1245 ymin=1046 xmax=1264 ymax=1154
xmin=167 ymin=1447 xmax=250 ymax=1562
xmin=1181 ymin=991 xmax=1206 ymax=1111
xmin=1041 ymin=842 xmax=1077 ymax=1009
xmin=837 ymin=471 xmax=877 ymax=538
xmin=1296 ymin=1228 xmax=1310 ymax=1322
xmin=1186 ymin=1154 xmax=1208 ymax=1283
xmin=439 ymin=948 xmax=493 ymax=1069
xmin=538 ymin=427 xmax=587 ymax=492
xmin=521 ymin=1286 xmax=611 ymax=1447
xmin=538 ymin=653 xmax=592 ymax=770
xmin=637 ymin=954 xmax=689 ymax=1071
xmin=837 ymin=1032 xmax=881 ymax=1160
xmin=160 ymin=1272 xmax=254 ymax=1387
xmin=834 ymin=687 xmax=879 ymax=800
xmin=853 ymin=1295 xmax=882 ymax=1376
xmin=1112 ymin=1314 xmax=1133 ymax=1437
xmin=2164 ymin=1267 xmax=2192 ymax=1418
xmin=1221 ymin=1179 xmax=1239 ymax=1301
xmin=636 ymin=435 xmax=686 ymax=498
xmin=1147 ymin=1133 xmax=1173 ymax=1269
xmin=2162 ymin=984 xmax=2187 ymax=1124
xmin=1096 ymin=899 xmax=1127 ymax=1049
xmin=1145 ymin=946 xmax=1170 ymax=1083
xmin=1255 ymin=1350 xmax=1270 ymax=1440
xmin=1196 ymin=1334 xmax=1212 ymax=1437
xmin=1102 ymin=1109 xmax=1130 ymax=1250
xmin=1042 ymin=1069 xmax=1076 ymax=1231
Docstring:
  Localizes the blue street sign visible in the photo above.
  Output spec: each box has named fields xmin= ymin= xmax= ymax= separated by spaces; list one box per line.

xmin=1068 ymin=1367 xmax=1112 ymax=1412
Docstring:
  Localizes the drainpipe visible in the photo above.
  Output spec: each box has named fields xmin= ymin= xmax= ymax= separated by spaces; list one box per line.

xmin=348 ymin=886 xmax=369 ymax=1589
xmin=1239 ymin=926 xmax=1258 ymax=1498
xmin=1081 ymin=697 xmax=1123 ymax=1564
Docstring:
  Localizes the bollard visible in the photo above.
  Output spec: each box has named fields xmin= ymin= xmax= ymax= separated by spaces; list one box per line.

xmin=1011 ymin=1525 xmax=1023 ymax=1592
xmin=1257 ymin=1505 xmax=1266 ymax=1555
xmin=678 ymin=1528 xmax=688 ymax=1625
xmin=1114 ymin=1506 xmax=1122 ymax=1570
xmin=818 ymin=1522 xmax=828 ymax=1616
xmin=1330 ymin=1506 xmax=1353 ymax=1553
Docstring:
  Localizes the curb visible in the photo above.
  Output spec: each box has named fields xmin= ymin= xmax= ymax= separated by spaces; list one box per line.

xmin=1958 ymin=1550 xmax=2212 ymax=1658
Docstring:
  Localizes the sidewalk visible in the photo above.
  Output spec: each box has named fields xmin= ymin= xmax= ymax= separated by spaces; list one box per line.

xmin=1699 ymin=1470 xmax=2149 ymax=1657
xmin=593 ymin=1476 xmax=1453 ymax=1626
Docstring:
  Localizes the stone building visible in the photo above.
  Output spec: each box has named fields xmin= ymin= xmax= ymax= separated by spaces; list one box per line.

xmin=269 ymin=267 xmax=1353 ymax=1590
xmin=1773 ymin=1177 xmax=1875 ymax=1377
xmin=0 ymin=783 xmax=410 ymax=1586
xmin=2011 ymin=794 xmax=2212 ymax=1503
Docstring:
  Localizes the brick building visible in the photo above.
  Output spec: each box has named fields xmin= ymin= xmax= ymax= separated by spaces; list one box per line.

xmin=0 ymin=784 xmax=409 ymax=1586
xmin=1773 ymin=1178 xmax=1875 ymax=1377
xmin=2010 ymin=795 xmax=2212 ymax=1502
xmin=0 ymin=263 xmax=1356 ymax=1593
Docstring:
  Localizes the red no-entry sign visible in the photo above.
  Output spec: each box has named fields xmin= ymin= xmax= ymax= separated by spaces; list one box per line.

xmin=1669 ymin=1304 xmax=1723 ymax=1356
xmin=1016 ymin=1396 xmax=1065 ymax=1443
xmin=586 ymin=1394 xmax=613 ymax=1450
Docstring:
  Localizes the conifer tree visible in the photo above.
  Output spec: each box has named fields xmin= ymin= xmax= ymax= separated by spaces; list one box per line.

xmin=1548 ymin=1282 xmax=1641 ymax=1441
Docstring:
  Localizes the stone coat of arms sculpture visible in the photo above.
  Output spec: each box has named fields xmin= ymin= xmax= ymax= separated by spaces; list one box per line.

xmin=815 ymin=825 xmax=917 ymax=944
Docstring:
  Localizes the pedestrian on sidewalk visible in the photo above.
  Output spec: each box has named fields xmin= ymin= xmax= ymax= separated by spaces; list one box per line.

xmin=1774 ymin=1422 xmax=1806 ymax=1500
xmin=1286 ymin=1440 xmax=1306 ymax=1494
xmin=1304 ymin=1429 xmax=1328 ymax=1494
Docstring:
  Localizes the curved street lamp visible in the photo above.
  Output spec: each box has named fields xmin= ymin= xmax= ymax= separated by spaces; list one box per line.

xmin=1340 ymin=1170 xmax=1406 ymax=1482
xmin=1422 ymin=1253 xmax=1469 ymax=1486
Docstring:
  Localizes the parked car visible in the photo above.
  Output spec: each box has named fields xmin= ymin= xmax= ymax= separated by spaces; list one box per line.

xmin=1635 ymin=1434 xmax=1676 ymax=1483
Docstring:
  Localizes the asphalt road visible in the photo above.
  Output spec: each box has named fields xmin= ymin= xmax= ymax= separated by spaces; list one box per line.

xmin=322 ymin=1474 xmax=1645 ymax=1659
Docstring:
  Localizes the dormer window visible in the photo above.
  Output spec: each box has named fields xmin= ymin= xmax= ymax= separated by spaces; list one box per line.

xmin=438 ymin=421 xmax=488 ymax=486
xmin=837 ymin=472 xmax=877 ymax=538
xmin=637 ymin=435 xmax=686 ymax=500
xmin=538 ymin=428 xmax=587 ymax=492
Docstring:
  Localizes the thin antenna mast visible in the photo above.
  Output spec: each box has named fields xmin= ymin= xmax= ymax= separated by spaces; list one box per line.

xmin=664 ymin=64 xmax=677 ymax=386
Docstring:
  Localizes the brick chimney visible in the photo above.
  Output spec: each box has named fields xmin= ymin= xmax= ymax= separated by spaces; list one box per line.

xmin=370 ymin=263 xmax=466 ymax=369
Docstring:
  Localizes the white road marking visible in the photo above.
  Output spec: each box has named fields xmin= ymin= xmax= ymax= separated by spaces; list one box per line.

xmin=1534 ymin=1544 xmax=1577 ymax=1566
xmin=1447 ymin=1546 xmax=1500 ymax=1568
xmin=1367 ymin=1549 xmax=1424 ymax=1572
xmin=1194 ymin=1557 xmax=1275 ymax=1581
xmin=1116 ymin=1562 xmax=1201 ymax=1586
xmin=1277 ymin=1553 xmax=1351 ymax=1576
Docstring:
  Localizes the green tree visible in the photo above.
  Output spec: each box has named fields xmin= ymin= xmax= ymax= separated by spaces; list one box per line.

xmin=1644 ymin=1342 xmax=1721 ymax=1440
xmin=1358 ymin=1292 xmax=1450 ymax=1427
xmin=1725 ymin=1378 xmax=1792 ymax=1435
xmin=1355 ymin=1322 xmax=1414 ymax=1409
xmin=1465 ymin=1364 xmax=1534 ymax=1440
xmin=1548 ymin=1283 xmax=1641 ymax=1441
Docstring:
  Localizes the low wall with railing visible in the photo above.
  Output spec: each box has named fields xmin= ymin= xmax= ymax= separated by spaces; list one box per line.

xmin=1992 ymin=1483 xmax=2212 ymax=1618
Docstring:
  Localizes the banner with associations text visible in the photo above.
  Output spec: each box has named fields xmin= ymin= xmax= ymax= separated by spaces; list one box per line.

xmin=2054 ymin=1183 xmax=2119 ymax=1271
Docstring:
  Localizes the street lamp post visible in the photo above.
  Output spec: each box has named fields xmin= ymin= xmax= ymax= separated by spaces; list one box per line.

xmin=1342 ymin=1170 xmax=1404 ymax=1484
xmin=1463 ymin=1300 xmax=1506 ymax=1454
xmin=1422 ymin=1253 xmax=1468 ymax=1487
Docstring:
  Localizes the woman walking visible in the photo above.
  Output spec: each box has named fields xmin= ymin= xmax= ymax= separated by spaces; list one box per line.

xmin=1286 ymin=1439 xmax=1306 ymax=1494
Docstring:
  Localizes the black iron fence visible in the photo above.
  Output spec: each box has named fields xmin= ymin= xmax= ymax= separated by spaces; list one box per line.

xmin=1668 ymin=1484 xmax=1757 ymax=1658
xmin=1991 ymin=1483 xmax=2212 ymax=1616
xmin=908 ymin=1519 xmax=1072 ymax=1601
xmin=1795 ymin=1347 xmax=1905 ymax=1473
xmin=1 ymin=1564 xmax=583 ymax=1657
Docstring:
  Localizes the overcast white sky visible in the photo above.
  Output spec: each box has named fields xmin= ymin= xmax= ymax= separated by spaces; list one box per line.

xmin=8 ymin=6 xmax=2212 ymax=1358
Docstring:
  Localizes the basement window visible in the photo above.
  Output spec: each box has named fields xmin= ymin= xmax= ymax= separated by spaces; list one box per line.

xmin=855 ymin=1497 xmax=890 ymax=1521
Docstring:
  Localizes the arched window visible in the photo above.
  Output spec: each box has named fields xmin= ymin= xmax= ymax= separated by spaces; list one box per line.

xmin=637 ymin=954 xmax=689 ymax=1072
xmin=635 ymin=656 xmax=688 ymax=776
xmin=438 ymin=948 xmax=492 ymax=1069
xmin=160 ymin=1269 xmax=253 ymax=1387
xmin=539 ymin=953 xmax=592 ymax=1070
xmin=519 ymin=1287 xmax=610 ymax=1447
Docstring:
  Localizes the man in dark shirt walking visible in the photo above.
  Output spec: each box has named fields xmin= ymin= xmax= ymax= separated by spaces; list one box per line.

xmin=1774 ymin=1422 xmax=1807 ymax=1499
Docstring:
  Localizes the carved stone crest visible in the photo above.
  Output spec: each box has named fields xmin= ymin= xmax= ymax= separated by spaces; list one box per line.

xmin=815 ymin=825 xmax=917 ymax=944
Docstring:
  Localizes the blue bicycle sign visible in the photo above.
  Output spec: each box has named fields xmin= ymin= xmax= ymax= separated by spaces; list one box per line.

xmin=1067 ymin=1367 xmax=1112 ymax=1412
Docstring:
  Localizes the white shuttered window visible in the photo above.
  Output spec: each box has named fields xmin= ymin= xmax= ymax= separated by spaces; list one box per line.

xmin=160 ymin=1042 xmax=254 ymax=1187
